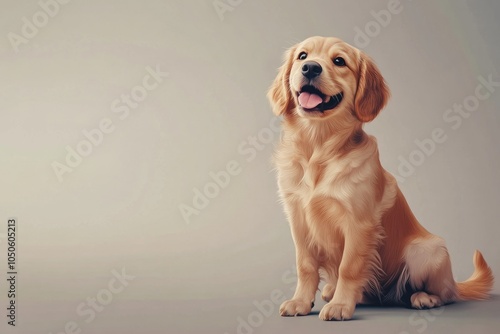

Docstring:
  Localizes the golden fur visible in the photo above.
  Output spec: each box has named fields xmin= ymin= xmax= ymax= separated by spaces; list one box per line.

xmin=267 ymin=36 xmax=493 ymax=321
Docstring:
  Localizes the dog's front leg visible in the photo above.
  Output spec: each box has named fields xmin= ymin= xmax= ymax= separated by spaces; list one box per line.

xmin=280 ymin=247 xmax=319 ymax=316
xmin=279 ymin=200 xmax=319 ymax=316
xmin=319 ymin=222 xmax=381 ymax=321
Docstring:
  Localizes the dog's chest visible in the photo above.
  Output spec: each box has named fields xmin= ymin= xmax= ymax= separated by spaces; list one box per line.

xmin=299 ymin=156 xmax=326 ymax=192
xmin=280 ymin=147 xmax=340 ymax=198
xmin=278 ymin=141 xmax=374 ymax=213
xmin=282 ymin=148 xmax=350 ymax=246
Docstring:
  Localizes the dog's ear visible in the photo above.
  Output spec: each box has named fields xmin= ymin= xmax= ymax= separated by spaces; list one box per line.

xmin=354 ymin=53 xmax=390 ymax=122
xmin=267 ymin=45 xmax=297 ymax=116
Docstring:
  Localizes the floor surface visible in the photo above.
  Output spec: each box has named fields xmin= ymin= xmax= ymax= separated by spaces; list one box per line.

xmin=8 ymin=295 xmax=498 ymax=334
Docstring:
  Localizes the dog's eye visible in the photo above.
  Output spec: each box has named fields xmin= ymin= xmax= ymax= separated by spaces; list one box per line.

xmin=298 ymin=52 xmax=307 ymax=60
xmin=333 ymin=57 xmax=346 ymax=66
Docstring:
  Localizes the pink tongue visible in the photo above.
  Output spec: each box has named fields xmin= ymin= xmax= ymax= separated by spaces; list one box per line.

xmin=298 ymin=92 xmax=322 ymax=109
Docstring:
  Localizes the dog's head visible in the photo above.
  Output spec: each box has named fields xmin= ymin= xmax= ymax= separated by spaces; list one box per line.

xmin=268 ymin=36 xmax=389 ymax=123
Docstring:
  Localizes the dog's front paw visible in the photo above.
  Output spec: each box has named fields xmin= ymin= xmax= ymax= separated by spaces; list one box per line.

xmin=279 ymin=299 xmax=313 ymax=316
xmin=319 ymin=302 xmax=355 ymax=321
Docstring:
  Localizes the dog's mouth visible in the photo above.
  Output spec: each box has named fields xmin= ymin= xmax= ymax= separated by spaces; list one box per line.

xmin=297 ymin=85 xmax=343 ymax=113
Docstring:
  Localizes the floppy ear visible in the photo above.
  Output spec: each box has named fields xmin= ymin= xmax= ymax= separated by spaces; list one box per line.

xmin=267 ymin=45 xmax=297 ymax=116
xmin=354 ymin=53 xmax=390 ymax=122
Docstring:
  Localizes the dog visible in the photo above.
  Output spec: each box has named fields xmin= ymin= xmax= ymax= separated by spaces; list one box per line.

xmin=267 ymin=36 xmax=494 ymax=321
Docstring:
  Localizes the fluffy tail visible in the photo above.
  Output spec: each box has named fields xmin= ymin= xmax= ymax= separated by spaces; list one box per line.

xmin=456 ymin=250 xmax=494 ymax=300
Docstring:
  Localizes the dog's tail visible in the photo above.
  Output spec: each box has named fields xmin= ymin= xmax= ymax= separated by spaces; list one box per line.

xmin=456 ymin=250 xmax=494 ymax=301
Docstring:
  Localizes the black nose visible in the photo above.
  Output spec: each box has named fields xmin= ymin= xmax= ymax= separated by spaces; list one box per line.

xmin=301 ymin=61 xmax=322 ymax=79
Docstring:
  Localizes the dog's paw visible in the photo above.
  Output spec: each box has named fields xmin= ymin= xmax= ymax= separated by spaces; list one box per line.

xmin=410 ymin=292 xmax=443 ymax=309
xmin=279 ymin=299 xmax=313 ymax=316
xmin=319 ymin=302 xmax=355 ymax=321
xmin=321 ymin=283 xmax=336 ymax=302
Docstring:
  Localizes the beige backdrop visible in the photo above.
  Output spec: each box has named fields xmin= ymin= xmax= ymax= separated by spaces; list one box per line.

xmin=0 ymin=0 xmax=499 ymax=333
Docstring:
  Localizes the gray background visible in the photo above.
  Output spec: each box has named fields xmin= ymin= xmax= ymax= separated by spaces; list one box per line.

xmin=0 ymin=0 xmax=499 ymax=333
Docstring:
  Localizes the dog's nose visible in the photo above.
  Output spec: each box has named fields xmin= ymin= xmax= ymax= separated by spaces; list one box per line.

xmin=301 ymin=61 xmax=322 ymax=79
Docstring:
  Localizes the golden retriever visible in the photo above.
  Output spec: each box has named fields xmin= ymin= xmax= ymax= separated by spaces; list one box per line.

xmin=267 ymin=36 xmax=493 ymax=321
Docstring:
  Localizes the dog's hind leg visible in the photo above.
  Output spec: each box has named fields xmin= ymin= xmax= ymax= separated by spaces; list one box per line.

xmin=321 ymin=270 xmax=337 ymax=303
xmin=403 ymin=236 xmax=457 ymax=309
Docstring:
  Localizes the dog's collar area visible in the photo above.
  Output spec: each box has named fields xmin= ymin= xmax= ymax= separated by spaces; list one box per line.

xmin=297 ymin=85 xmax=343 ymax=113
